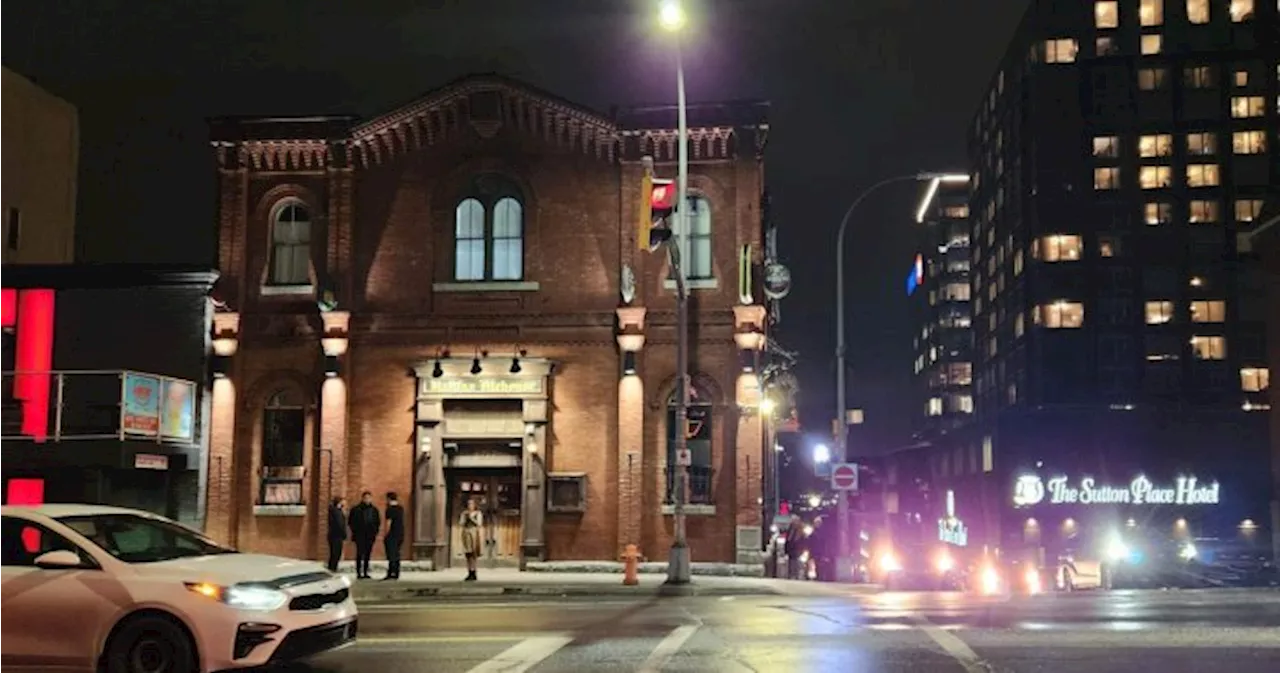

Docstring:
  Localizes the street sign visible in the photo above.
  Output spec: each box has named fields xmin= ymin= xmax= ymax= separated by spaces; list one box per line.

xmin=831 ymin=463 xmax=859 ymax=491
xmin=675 ymin=448 xmax=692 ymax=467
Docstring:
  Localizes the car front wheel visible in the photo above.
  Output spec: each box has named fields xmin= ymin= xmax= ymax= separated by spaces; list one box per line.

xmin=104 ymin=615 xmax=197 ymax=673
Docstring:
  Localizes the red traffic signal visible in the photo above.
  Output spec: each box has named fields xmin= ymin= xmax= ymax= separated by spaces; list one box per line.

xmin=638 ymin=175 xmax=676 ymax=251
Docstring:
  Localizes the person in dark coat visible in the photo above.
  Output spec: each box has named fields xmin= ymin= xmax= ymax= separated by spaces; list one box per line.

xmin=326 ymin=496 xmax=347 ymax=572
xmin=347 ymin=491 xmax=380 ymax=579
xmin=382 ymin=492 xmax=405 ymax=580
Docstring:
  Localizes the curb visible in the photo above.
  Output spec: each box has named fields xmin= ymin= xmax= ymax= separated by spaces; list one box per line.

xmin=352 ymin=583 xmax=784 ymax=602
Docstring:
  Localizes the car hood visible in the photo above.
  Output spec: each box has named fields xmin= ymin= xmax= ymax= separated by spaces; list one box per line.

xmin=143 ymin=553 xmax=334 ymax=586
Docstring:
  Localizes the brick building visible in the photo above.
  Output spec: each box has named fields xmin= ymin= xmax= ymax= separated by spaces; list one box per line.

xmin=205 ymin=75 xmax=773 ymax=569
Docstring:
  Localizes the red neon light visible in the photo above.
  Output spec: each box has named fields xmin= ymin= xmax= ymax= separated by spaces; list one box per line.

xmin=14 ymin=289 xmax=55 ymax=441
xmin=1 ymin=288 xmax=15 ymax=328
xmin=6 ymin=479 xmax=46 ymax=552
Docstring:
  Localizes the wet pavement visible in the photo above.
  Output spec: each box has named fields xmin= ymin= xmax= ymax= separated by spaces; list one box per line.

xmin=287 ymin=588 xmax=1280 ymax=672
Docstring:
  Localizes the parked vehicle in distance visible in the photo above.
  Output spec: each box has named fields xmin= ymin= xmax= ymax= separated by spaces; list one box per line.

xmin=1 ymin=504 xmax=357 ymax=673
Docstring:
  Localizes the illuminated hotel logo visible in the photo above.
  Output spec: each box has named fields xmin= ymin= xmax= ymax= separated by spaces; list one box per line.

xmin=1012 ymin=474 xmax=1220 ymax=507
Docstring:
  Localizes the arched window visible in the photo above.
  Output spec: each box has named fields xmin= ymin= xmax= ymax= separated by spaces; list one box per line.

xmin=666 ymin=384 xmax=713 ymax=504
xmin=683 ymin=195 xmax=713 ymax=280
xmin=260 ymin=389 xmax=306 ymax=505
xmin=453 ymin=176 xmax=525 ymax=282
xmin=270 ymin=202 xmax=312 ymax=286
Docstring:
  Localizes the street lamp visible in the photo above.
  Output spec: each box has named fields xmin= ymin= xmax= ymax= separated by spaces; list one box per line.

xmin=658 ymin=0 xmax=693 ymax=587
xmin=760 ymin=397 xmax=776 ymax=415
xmin=832 ymin=171 xmax=968 ymax=583
xmin=813 ymin=443 xmax=831 ymax=465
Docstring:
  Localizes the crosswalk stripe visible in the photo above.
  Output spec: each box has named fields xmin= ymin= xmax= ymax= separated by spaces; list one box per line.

xmin=463 ymin=635 xmax=574 ymax=673
xmin=636 ymin=625 xmax=700 ymax=673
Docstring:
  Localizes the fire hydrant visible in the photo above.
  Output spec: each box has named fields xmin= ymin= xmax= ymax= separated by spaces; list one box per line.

xmin=621 ymin=544 xmax=641 ymax=586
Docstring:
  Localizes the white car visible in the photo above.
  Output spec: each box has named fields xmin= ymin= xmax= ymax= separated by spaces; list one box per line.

xmin=1 ymin=504 xmax=358 ymax=672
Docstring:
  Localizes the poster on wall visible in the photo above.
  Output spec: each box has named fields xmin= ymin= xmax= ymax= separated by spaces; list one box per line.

xmin=121 ymin=372 xmax=161 ymax=436
xmin=160 ymin=378 xmax=196 ymax=442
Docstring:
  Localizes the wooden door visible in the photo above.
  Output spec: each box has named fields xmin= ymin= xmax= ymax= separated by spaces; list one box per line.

xmin=449 ymin=471 xmax=522 ymax=567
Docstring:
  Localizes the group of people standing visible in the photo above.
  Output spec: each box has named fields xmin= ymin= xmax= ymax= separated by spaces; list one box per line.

xmin=327 ymin=491 xmax=404 ymax=580
xmin=326 ymin=491 xmax=487 ymax=582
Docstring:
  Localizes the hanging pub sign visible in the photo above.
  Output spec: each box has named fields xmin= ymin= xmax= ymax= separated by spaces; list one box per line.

xmin=763 ymin=263 xmax=791 ymax=300
xmin=1012 ymin=474 xmax=1221 ymax=507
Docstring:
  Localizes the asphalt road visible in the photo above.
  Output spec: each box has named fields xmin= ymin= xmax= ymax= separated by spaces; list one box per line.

xmin=288 ymin=588 xmax=1280 ymax=673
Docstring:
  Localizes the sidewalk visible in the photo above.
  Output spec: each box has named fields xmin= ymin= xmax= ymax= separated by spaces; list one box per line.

xmin=344 ymin=566 xmax=881 ymax=602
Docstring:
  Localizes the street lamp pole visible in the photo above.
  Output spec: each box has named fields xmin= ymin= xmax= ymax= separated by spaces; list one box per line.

xmin=661 ymin=0 xmax=692 ymax=585
xmin=833 ymin=172 xmax=968 ymax=582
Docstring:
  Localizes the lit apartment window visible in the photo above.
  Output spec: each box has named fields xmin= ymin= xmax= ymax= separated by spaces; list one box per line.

xmin=1140 ymin=166 xmax=1172 ymax=189
xmin=941 ymin=282 xmax=970 ymax=301
xmin=1144 ymin=202 xmax=1173 ymax=224
xmin=1140 ymin=0 xmax=1164 ymax=25
xmin=1186 ymin=0 xmax=1210 ymax=24
xmin=1240 ymin=367 xmax=1270 ymax=392
xmin=1096 ymin=1 xmax=1119 ymax=27
xmin=1093 ymin=136 xmax=1119 ymax=157
xmin=1230 ymin=0 xmax=1255 ymax=22
xmin=1097 ymin=37 xmax=1120 ymax=56
xmin=943 ymin=205 xmax=969 ymax=218
xmin=1187 ymin=132 xmax=1217 ymax=155
xmin=1233 ymin=130 xmax=1267 ymax=154
xmin=1045 ymin=39 xmax=1078 ymax=63
xmin=1014 ymin=312 xmax=1025 ymax=337
xmin=1186 ymin=164 xmax=1220 ymax=187
xmin=1138 ymin=68 xmax=1167 ymax=90
xmin=1190 ymin=300 xmax=1226 ymax=323
xmin=928 ymin=397 xmax=944 ymax=416
xmin=1190 ymin=335 xmax=1226 ymax=360
xmin=1234 ymin=70 xmax=1249 ymax=87
xmin=987 ymin=336 xmax=998 ymax=357
xmin=1094 ymin=166 xmax=1122 ymax=189
xmin=1235 ymin=199 xmax=1265 ymax=222
xmin=1186 ymin=66 xmax=1214 ymax=89
xmin=1014 ymin=249 xmax=1024 ymax=275
xmin=1141 ymin=34 xmax=1163 ymax=55
xmin=1034 ymin=234 xmax=1084 ymax=262
xmin=1189 ymin=200 xmax=1220 ymax=223
xmin=1099 ymin=237 xmax=1118 ymax=258
xmin=952 ymin=395 xmax=975 ymax=414
xmin=947 ymin=362 xmax=973 ymax=386
xmin=1145 ymin=300 xmax=1175 ymax=324
xmin=1139 ymin=134 xmax=1174 ymax=157
xmin=1037 ymin=302 xmax=1085 ymax=329
xmin=1231 ymin=96 xmax=1266 ymax=117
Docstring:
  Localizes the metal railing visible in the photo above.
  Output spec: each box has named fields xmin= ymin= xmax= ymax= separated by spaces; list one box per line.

xmin=1 ymin=369 xmax=198 ymax=444
xmin=664 ymin=466 xmax=714 ymax=505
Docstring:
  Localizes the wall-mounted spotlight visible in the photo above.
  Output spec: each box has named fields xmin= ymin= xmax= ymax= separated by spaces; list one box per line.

xmin=324 ymin=355 xmax=341 ymax=378
xmin=622 ymin=351 xmax=638 ymax=375
xmin=432 ymin=360 xmax=444 ymax=378
xmin=510 ymin=348 xmax=527 ymax=374
xmin=470 ymin=349 xmax=487 ymax=375
xmin=738 ymin=348 xmax=755 ymax=373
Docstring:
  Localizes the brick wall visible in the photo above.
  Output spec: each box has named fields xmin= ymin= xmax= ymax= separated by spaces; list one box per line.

xmin=210 ymin=77 xmax=768 ymax=562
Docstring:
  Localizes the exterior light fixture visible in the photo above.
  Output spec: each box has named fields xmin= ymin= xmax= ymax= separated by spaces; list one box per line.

xmin=470 ymin=349 xmax=486 ymax=375
xmin=324 ymin=355 xmax=341 ymax=378
xmin=622 ymin=351 xmax=637 ymax=375
xmin=432 ymin=360 xmax=444 ymax=378
xmin=658 ymin=0 xmax=686 ymax=32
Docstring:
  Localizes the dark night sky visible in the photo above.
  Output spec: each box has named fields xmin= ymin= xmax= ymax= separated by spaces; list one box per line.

xmin=4 ymin=0 xmax=1025 ymax=453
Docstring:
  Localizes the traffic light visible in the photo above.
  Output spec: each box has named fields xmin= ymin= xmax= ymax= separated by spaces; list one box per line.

xmin=638 ymin=173 xmax=676 ymax=252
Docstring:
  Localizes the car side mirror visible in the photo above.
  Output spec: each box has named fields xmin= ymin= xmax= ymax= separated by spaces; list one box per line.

xmin=33 ymin=550 xmax=84 ymax=570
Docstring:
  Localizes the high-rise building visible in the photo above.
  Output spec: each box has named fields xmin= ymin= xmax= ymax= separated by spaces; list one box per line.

xmin=908 ymin=180 xmax=975 ymax=445
xmin=897 ymin=0 xmax=1277 ymax=561
xmin=1 ymin=68 xmax=78 ymax=264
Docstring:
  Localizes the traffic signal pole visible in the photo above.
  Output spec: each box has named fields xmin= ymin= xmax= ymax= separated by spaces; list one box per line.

xmin=666 ymin=37 xmax=692 ymax=586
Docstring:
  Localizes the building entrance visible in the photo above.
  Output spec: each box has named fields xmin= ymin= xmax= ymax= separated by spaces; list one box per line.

xmin=448 ymin=469 xmax=522 ymax=568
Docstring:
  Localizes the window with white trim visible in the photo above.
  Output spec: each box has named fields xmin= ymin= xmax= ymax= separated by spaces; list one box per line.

xmin=453 ymin=176 xmax=525 ymax=282
xmin=269 ymin=202 xmax=312 ymax=286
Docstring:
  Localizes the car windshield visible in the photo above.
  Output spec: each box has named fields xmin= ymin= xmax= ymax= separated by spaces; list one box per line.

xmin=56 ymin=513 xmax=236 ymax=563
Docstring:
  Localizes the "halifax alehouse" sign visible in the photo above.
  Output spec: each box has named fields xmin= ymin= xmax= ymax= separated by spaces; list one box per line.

xmin=1013 ymin=474 xmax=1221 ymax=507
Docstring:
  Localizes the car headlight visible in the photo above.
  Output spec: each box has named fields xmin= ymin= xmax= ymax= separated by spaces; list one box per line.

xmin=1179 ymin=543 xmax=1197 ymax=561
xmin=334 ymin=573 xmax=352 ymax=588
xmin=935 ymin=553 xmax=955 ymax=574
xmin=186 ymin=582 xmax=288 ymax=611
xmin=1105 ymin=538 xmax=1129 ymax=562
xmin=879 ymin=552 xmax=901 ymax=573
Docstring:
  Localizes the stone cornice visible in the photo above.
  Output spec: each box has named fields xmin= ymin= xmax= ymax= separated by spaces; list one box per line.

xmin=209 ymin=75 xmax=771 ymax=171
